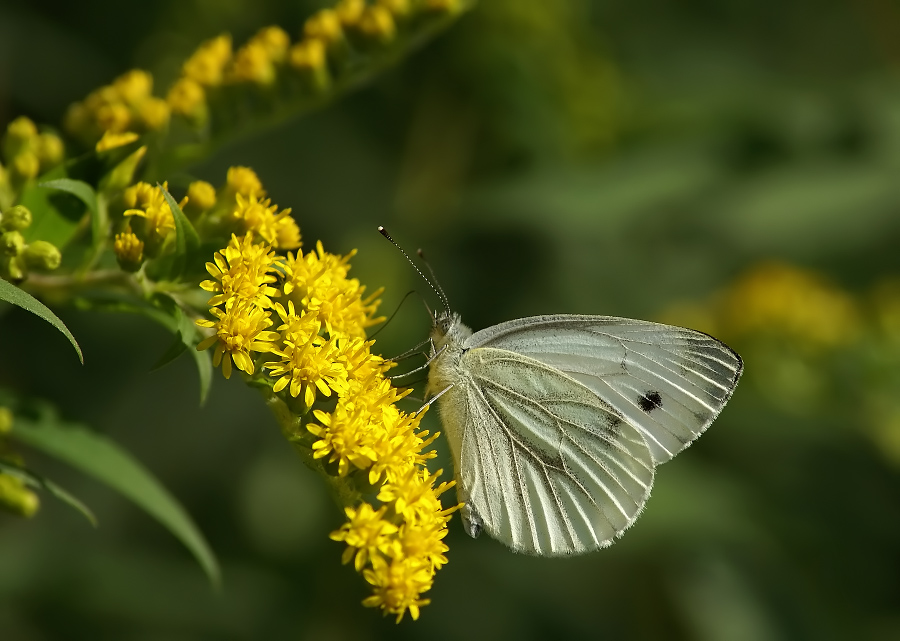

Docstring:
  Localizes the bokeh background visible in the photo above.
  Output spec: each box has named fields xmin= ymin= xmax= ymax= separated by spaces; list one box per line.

xmin=2 ymin=0 xmax=900 ymax=639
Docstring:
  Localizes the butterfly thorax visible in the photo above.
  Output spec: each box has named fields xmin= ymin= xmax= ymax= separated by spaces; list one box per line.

xmin=425 ymin=311 xmax=472 ymax=399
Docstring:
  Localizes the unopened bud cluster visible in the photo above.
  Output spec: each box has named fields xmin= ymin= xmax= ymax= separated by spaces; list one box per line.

xmin=0 ymin=117 xmax=66 ymax=207
xmin=0 ymin=205 xmax=62 ymax=281
xmin=63 ymin=0 xmax=466 ymax=147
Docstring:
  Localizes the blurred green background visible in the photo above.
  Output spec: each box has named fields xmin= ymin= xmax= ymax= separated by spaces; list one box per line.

xmin=2 ymin=0 xmax=900 ymax=639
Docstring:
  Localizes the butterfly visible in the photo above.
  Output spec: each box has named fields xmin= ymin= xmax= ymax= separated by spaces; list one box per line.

xmin=424 ymin=311 xmax=743 ymax=556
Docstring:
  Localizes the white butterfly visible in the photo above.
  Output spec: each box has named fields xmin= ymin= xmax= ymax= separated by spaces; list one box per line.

xmin=424 ymin=311 xmax=743 ymax=556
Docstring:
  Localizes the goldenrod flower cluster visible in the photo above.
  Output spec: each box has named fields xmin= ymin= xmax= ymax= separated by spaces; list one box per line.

xmin=659 ymin=261 xmax=861 ymax=351
xmin=719 ymin=261 xmax=860 ymax=349
xmin=112 ymin=166 xmax=301 ymax=272
xmin=64 ymin=70 xmax=170 ymax=146
xmin=63 ymin=0 xmax=466 ymax=147
xmin=121 ymin=181 xmax=183 ymax=258
xmin=193 ymin=188 xmax=459 ymax=621
xmin=0 ymin=117 xmax=65 ymax=198
xmin=189 ymin=166 xmax=301 ymax=251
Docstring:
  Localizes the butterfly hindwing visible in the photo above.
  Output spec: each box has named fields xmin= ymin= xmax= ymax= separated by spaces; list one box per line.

xmin=466 ymin=315 xmax=744 ymax=464
xmin=451 ymin=346 xmax=655 ymax=556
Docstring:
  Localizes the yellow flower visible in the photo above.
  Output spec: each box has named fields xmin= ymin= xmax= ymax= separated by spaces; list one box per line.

xmin=112 ymin=69 xmax=153 ymax=107
xmin=377 ymin=467 xmax=455 ymax=522
xmin=362 ymin=556 xmax=433 ymax=622
xmin=395 ymin=519 xmax=450 ymax=572
xmin=250 ymin=26 xmax=290 ymax=63
xmin=95 ymin=101 xmax=132 ymax=134
xmin=230 ymin=41 xmax=276 ymax=85
xmin=185 ymin=180 xmax=217 ymax=214
xmin=200 ymin=233 xmax=280 ymax=308
xmin=356 ymin=6 xmax=396 ymax=44
xmin=96 ymin=131 xmax=139 ymax=152
xmin=722 ymin=261 xmax=860 ymax=348
xmin=289 ymin=38 xmax=328 ymax=73
xmin=138 ymin=96 xmax=171 ymax=130
xmin=123 ymin=181 xmax=180 ymax=245
xmin=282 ymin=241 xmax=384 ymax=337
xmin=183 ymin=34 xmax=233 ymax=87
xmin=196 ymin=301 xmax=279 ymax=379
xmin=265 ymin=333 xmax=349 ymax=406
xmin=167 ymin=78 xmax=206 ymax=119
xmin=308 ymin=405 xmax=379 ymax=476
xmin=225 ymin=166 xmax=265 ymax=199
xmin=231 ymin=192 xmax=300 ymax=250
xmin=378 ymin=0 xmax=411 ymax=19
xmin=336 ymin=0 xmax=366 ymax=26
xmin=366 ymin=404 xmax=437 ymax=486
xmin=330 ymin=503 xmax=398 ymax=571
xmin=304 ymin=10 xmax=344 ymax=47
xmin=114 ymin=231 xmax=144 ymax=271
xmin=272 ymin=299 xmax=317 ymax=336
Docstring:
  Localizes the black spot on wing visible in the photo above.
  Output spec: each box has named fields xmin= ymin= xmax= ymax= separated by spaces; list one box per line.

xmin=638 ymin=390 xmax=663 ymax=413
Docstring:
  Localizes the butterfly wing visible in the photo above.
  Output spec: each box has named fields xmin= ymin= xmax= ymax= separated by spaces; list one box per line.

xmin=447 ymin=346 xmax=655 ymax=556
xmin=466 ymin=315 xmax=743 ymax=465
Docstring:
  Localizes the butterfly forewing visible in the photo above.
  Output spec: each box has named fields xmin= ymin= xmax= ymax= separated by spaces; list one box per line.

xmin=455 ymin=347 xmax=655 ymax=556
xmin=466 ymin=315 xmax=744 ymax=464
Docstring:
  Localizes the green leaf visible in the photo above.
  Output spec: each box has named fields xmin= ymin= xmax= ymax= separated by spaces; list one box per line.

xmin=74 ymin=292 xmax=213 ymax=404
xmin=159 ymin=183 xmax=200 ymax=277
xmin=38 ymin=178 xmax=102 ymax=247
xmin=10 ymin=414 xmax=221 ymax=588
xmin=0 ymin=278 xmax=83 ymax=363
xmin=190 ymin=343 xmax=214 ymax=406
xmin=151 ymin=334 xmax=189 ymax=371
xmin=0 ymin=458 xmax=97 ymax=526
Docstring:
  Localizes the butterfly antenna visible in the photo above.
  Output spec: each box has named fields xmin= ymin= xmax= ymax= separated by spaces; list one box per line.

xmin=416 ymin=248 xmax=451 ymax=313
xmin=369 ymin=289 xmax=419 ymax=339
xmin=378 ymin=226 xmax=450 ymax=313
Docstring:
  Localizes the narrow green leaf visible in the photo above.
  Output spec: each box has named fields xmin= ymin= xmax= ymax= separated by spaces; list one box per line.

xmin=190 ymin=344 xmax=214 ymax=406
xmin=10 ymin=416 xmax=221 ymax=588
xmin=150 ymin=334 xmax=189 ymax=371
xmin=159 ymin=183 xmax=201 ymax=266
xmin=38 ymin=178 xmax=103 ymax=248
xmin=0 ymin=278 xmax=83 ymax=363
xmin=75 ymin=292 xmax=213 ymax=404
xmin=0 ymin=459 xmax=97 ymax=526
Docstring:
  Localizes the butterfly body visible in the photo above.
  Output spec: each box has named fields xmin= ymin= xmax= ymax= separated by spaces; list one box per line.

xmin=425 ymin=311 xmax=743 ymax=556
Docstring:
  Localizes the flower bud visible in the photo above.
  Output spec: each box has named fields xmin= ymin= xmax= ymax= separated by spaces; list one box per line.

xmin=12 ymin=151 xmax=40 ymax=180
xmin=378 ymin=0 xmax=411 ymax=20
xmin=0 ymin=407 xmax=12 ymax=434
xmin=356 ymin=6 xmax=396 ymax=46
xmin=167 ymin=78 xmax=207 ymax=123
xmin=114 ymin=231 xmax=145 ymax=272
xmin=1 ymin=205 xmax=33 ymax=231
xmin=185 ymin=180 xmax=217 ymax=215
xmin=1 ymin=230 xmax=25 ymax=256
xmin=34 ymin=132 xmax=65 ymax=168
xmin=2 ymin=116 xmax=38 ymax=160
xmin=289 ymin=39 xmax=331 ymax=92
xmin=23 ymin=240 xmax=62 ymax=271
xmin=0 ymin=474 xmax=40 ymax=518
xmin=2 ymin=255 xmax=26 ymax=281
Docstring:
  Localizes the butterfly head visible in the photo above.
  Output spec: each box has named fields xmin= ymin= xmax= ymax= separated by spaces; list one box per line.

xmin=431 ymin=310 xmax=472 ymax=350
